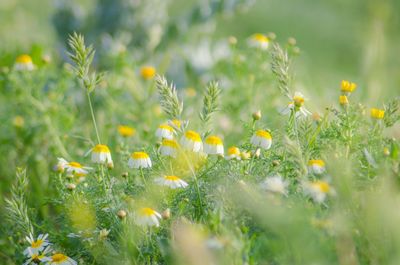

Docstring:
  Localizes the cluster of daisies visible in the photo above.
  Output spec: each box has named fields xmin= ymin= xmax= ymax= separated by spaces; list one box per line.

xmin=23 ymin=234 xmax=76 ymax=265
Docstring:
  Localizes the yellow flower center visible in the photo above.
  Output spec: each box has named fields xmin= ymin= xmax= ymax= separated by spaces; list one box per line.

xmin=341 ymin=80 xmax=357 ymax=92
xmin=162 ymin=139 xmax=178 ymax=148
xmin=92 ymin=144 xmax=110 ymax=153
xmin=185 ymin=130 xmax=201 ymax=142
xmin=159 ymin=124 xmax=174 ymax=132
xmin=205 ymin=135 xmax=223 ymax=146
xmin=16 ymin=54 xmax=32 ymax=64
xmin=164 ymin=175 xmax=180 ymax=181
xmin=252 ymin=33 xmax=269 ymax=43
xmin=132 ymin=151 xmax=149 ymax=159
xmin=68 ymin=161 xmax=82 ymax=168
xmin=293 ymin=96 xmax=305 ymax=107
xmin=228 ymin=146 xmax=240 ymax=156
xmin=118 ymin=125 xmax=135 ymax=137
xmin=31 ymin=239 xmax=43 ymax=248
xmin=370 ymin=108 xmax=385 ymax=119
xmin=51 ymin=253 xmax=68 ymax=262
xmin=139 ymin=207 xmax=156 ymax=216
xmin=313 ymin=181 xmax=330 ymax=193
xmin=308 ymin=159 xmax=325 ymax=167
xmin=140 ymin=66 xmax=156 ymax=80
xmin=255 ymin=130 xmax=272 ymax=140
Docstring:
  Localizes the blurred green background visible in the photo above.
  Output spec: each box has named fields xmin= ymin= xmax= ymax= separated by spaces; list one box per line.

xmin=1 ymin=0 xmax=399 ymax=103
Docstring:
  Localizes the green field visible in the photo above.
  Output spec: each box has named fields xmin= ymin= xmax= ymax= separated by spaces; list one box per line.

xmin=1 ymin=0 xmax=399 ymax=264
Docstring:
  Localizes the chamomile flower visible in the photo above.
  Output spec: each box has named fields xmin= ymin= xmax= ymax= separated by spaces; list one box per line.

xmin=251 ymin=130 xmax=272 ymax=150
xmin=260 ymin=175 xmax=288 ymax=195
xmin=91 ymin=144 xmax=113 ymax=167
xmin=14 ymin=54 xmax=35 ymax=71
xmin=23 ymin=246 xmax=52 ymax=265
xmin=226 ymin=146 xmax=241 ymax=160
xmin=56 ymin=158 xmax=91 ymax=176
xmin=303 ymin=180 xmax=333 ymax=203
xmin=155 ymin=175 xmax=188 ymax=189
xmin=204 ymin=135 xmax=224 ymax=155
xmin=280 ymin=92 xmax=311 ymax=117
xmin=118 ymin=125 xmax=135 ymax=137
xmin=23 ymin=234 xmax=50 ymax=256
xmin=370 ymin=108 xmax=385 ymax=119
xmin=128 ymin=152 xmax=152 ymax=169
xmin=155 ymin=124 xmax=175 ymax=140
xmin=181 ymin=130 xmax=203 ymax=152
xmin=308 ymin=159 xmax=326 ymax=174
xmin=341 ymin=80 xmax=357 ymax=93
xmin=160 ymin=139 xmax=179 ymax=157
xmin=45 ymin=253 xmax=77 ymax=265
xmin=248 ymin=33 xmax=270 ymax=50
xmin=140 ymin=66 xmax=156 ymax=80
xmin=136 ymin=207 xmax=162 ymax=227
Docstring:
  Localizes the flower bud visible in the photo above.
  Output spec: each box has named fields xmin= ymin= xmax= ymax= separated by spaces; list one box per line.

xmin=66 ymin=183 xmax=76 ymax=191
xmin=252 ymin=110 xmax=262 ymax=121
xmin=162 ymin=208 xmax=171 ymax=220
xmin=117 ymin=210 xmax=127 ymax=219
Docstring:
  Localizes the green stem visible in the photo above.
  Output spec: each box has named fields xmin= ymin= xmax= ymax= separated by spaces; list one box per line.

xmin=140 ymin=168 xmax=147 ymax=186
xmin=86 ymin=92 xmax=101 ymax=144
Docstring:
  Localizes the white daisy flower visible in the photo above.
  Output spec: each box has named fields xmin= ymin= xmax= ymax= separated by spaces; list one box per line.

xmin=23 ymin=246 xmax=52 ymax=265
xmin=23 ymin=234 xmax=50 ymax=256
xmin=180 ymin=130 xmax=203 ymax=152
xmin=251 ymin=130 xmax=272 ymax=150
xmin=155 ymin=175 xmax=188 ymax=189
xmin=303 ymin=180 xmax=333 ymax=203
xmin=128 ymin=152 xmax=152 ymax=169
xmin=91 ymin=144 xmax=113 ymax=167
xmin=45 ymin=253 xmax=77 ymax=265
xmin=160 ymin=139 xmax=179 ymax=158
xmin=260 ymin=175 xmax=288 ymax=195
xmin=155 ymin=124 xmax=174 ymax=140
xmin=280 ymin=92 xmax=311 ymax=117
xmin=14 ymin=54 xmax=35 ymax=71
xmin=226 ymin=146 xmax=241 ymax=160
xmin=168 ymin=119 xmax=184 ymax=131
xmin=136 ymin=207 xmax=162 ymax=227
xmin=248 ymin=33 xmax=270 ymax=50
xmin=308 ymin=159 xmax=326 ymax=175
xmin=204 ymin=135 xmax=224 ymax=156
xmin=56 ymin=158 xmax=92 ymax=177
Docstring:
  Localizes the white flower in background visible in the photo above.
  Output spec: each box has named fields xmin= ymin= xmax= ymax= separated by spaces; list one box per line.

xmin=308 ymin=159 xmax=326 ymax=174
xmin=14 ymin=54 xmax=35 ymax=71
xmin=136 ymin=207 xmax=162 ymax=227
xmin=128 ymin=152 xmax=152 ymax=169
xmin=155 ymin=124 xmax=175 ymax=140
xmin=248 ymin=33 xmax=270 ymax=50
xmin=204 ymin=135 xmax=224 ymax=155
xmin=45 ymin=253 xmax=77 ymax=265
xmin=181 ymin=130 xmax=203 ymax=152
xmin=56 ymin=158 xmax=92 ymax=176
xmin=23 ymin=234 xmax=50 ymax=256
xmin=303 ymin=180 xmax=333 ymax=203
xmin=160 ymin=139 xmax=179 ymax=158
xmin=260 ymin=175 xmax=288 ymax=195
xmin=280 ymin=92 xmax=311 ymax=117
xmin=91 ymin=144 xmax=113 ymax=167
xmin=251 ymin=130 xmax=272 ymax=150
xmin=154 ymin=175 xmax=188 ymax=189
xmin=226 ymin=146 xmax=241 ymax=160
